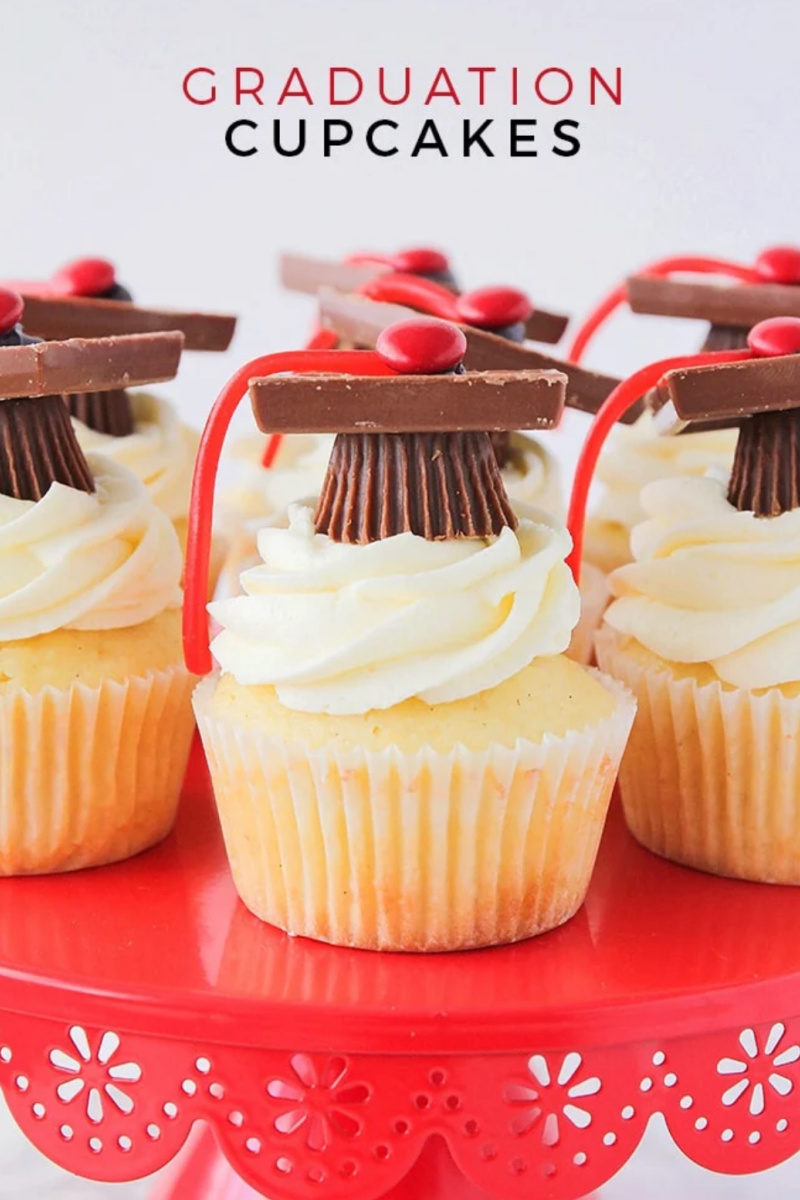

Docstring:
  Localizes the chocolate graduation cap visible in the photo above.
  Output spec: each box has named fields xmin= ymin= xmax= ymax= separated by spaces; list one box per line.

xmin=316 ymin=284 xmax=625 ymax=447
xmin=0 ymin=289 xmax=183 ymax=502
xmin=565 ymin=317 xmax=800 ymax=577
xmin=250 ymin=320 xmax=566 ymax=541
xmin=3 ymin=258 xmax=236 ymax=438
xmin=183 ymin=318 xmax=567 ymax=674
xmin=281 ymin=251 xmax=569 ymax=345
xmin=658 ymin=318 xmax=800 ymax=517
xmin=626 ymin=246 xmax=800 ymax=354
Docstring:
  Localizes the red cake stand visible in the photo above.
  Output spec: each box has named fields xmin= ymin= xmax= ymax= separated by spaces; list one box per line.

xmin=1 ymin=739 xmax=799 ymax=1200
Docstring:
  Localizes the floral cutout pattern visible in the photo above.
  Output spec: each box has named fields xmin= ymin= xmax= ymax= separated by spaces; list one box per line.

xmin=49 ymin=1027 xmax=142 ymax=1124
xmin=266 ymin=1054 xmax=371 ymax=1152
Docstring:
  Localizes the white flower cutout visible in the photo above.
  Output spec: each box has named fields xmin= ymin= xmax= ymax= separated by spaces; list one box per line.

xmin=505 ymin=1052 xmax=602 ymax=1146
xmin=717 ymin=1024 xmax=800 ymax=1116
xmin=49 ymin=1027 xmax=142 ymax=1123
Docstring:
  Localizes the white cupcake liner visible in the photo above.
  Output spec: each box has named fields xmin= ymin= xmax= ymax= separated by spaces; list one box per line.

xmin=193 ymin=672 xmax=635 ymax=951
xmin=596 ymin=626 xmax=800 ymax=883
xmin=0 ymin=665 xmax=196 ymax=875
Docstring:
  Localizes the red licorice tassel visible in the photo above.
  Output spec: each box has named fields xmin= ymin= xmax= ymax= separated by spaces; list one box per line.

xmin=567 ymin=256 xmax=760 ymax=364
xmin=185 ymin=349 xmax=398 ymax=676
xmin=566 ymin=349 xmax=752 ymax=580
xmin=359 ymin=273 xmax=460 ymax=319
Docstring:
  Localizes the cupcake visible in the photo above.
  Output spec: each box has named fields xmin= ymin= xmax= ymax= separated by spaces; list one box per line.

xmin=185 ymin=318 xmax=635 ymax=951
xmin=569 ymin=245 xmax=800 ymax=572
xmin=586 ymin=317 xmax=800 ymax=883
xmin=0 ymin=290 xmax=196 ymax=874
xmin=12 ymin=256 xmax=238 ymax=593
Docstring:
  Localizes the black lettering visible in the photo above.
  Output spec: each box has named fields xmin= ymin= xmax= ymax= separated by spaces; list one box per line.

xmin=411 ymin=119 xmax=448 ymax=157
xmin=225 ymin=119 xmax=258 ymax=157
xmin=324 ymin=120 xmax=353 ymax=157
xmin=463 ymin=119 xmax=494 ymax=156
xmin=553 ymin=119 xmax=580 ymax=157
xmin=273 ymin=119 xmax=306 ymax=157
xmin=510 ymin=119 xmax=537 ymax=156
xmin=366 ymin=120 xmax=399 ymax=157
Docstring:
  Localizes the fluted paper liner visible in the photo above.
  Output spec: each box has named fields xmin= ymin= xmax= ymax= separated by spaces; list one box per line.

xmin=0 ymin=664 xmax=196 ymax=874
xmin=567 ymin=562 xmax=610 ymax=667
xmin=193 ymin=672 xmax=635 ymax=951
xmin=596 ymin=626 xmax=800 ymax=883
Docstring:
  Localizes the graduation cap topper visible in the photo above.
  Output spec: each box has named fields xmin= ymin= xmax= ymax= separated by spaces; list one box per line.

xmin=315 ymin=283 xmax=625 ymax=435
xmin=567 ymin=246 xmax=800 ymax=364
xmin=0 ymin=288 xmax=183 ymax=502
xmin=183 ymin=318 xmax=567 ymax=676
xmin=566 ymin=317 xmax=800 ymax=576
xmin=280 ymin=250 xmax=570 ymax=346
xmin=2 ymin=258 xmax=237 ymax=439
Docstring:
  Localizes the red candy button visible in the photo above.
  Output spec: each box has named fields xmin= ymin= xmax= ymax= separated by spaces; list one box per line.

xmin=0 ymin=288 xmax=24 ymax=335
xmin=754 ymin=246 xmax=800 ymax=286
xmin=391 ymin=247 xmax=450 ymax=275
xmin=747 ymin=317 xmax=800 ymax=357
xmin=376 ymin=318 xmax=467 ymax=374
xmin=456 ymin=285 xmax=533 ymax=330
xmin=50 ymin=257 xmax=116 ymax=298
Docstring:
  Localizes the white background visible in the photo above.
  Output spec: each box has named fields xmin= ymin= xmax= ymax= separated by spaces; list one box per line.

xmin=1 ymin=0 xmax=800 ymax=1194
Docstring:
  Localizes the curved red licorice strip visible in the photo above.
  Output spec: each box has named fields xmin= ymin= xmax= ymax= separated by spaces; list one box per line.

xmin=344 ymin=252 xmax=396 ymax=268
xmin=184 ymin=349 xmax=398 ymax=676
xmin=566 ymin=348 xmax=752 ymax=580
xmin=258 ymin=327 xmax=340 ymax=467
xmin=567 ymin=256 xmax=761 ymax=364
xmin=359 ymin=273 xmax=460 ymax=319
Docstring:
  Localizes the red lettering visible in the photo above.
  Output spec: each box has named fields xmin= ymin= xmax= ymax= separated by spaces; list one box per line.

xmin=590 ymin=67 xmax=622 ymax=105
xmin=182 ymin=67 xmax=216 ymax=105
xmin=329 ymin=67 xmax=363 ymax=105
xmin=235 ymin=67 xmax=264 ymax=105
xmin=511 ymin=66 xmax=518 ymax=106
xmin=424 ymin=67 xmax=461 ymax=105
xmin=534 ymin=68 xmax=573 ymax=105
xmin=467 ymin=66 xmax=495 ymax=105
xmin=277 ymin=67 xmax=314 ymax=105
xmin=379 ymin=67 xmax=411 ymax=105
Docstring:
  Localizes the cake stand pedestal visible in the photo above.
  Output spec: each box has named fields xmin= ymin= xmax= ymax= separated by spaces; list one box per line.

xmin=0 ymin=738 xmax=799 ymax=1200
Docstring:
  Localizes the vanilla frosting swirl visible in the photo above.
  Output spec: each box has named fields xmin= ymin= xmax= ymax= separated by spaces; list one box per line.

xmin=0 ymin=455 xmax=183 ymax=642
xmin=605 ymin=474 xmax=800 ymax=688
xmin=73 ymin=393 xmax=199 ymax=522
xmin=210 ymin=501 xmax=580 ymax=714
xmin=594 ymin=412 xmax=737 ymax=532
xmin=502 ymin=434 xmax=562 ymax=515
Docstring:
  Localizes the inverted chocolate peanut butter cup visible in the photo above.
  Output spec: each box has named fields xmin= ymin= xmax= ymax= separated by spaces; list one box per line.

xmin=248 ymin=318 xmax=567 ymax=543
xmin=659 ymin=317 xmax=800 ymax=517
xmin=3 ymin=257 xmax=235 ymax=438
xmin=0 ymin=288 xmax=184 ymax=502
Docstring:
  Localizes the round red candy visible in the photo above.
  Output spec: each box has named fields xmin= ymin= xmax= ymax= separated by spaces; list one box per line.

xmin=391 ymin=247 xmax=450 ymax=275
xmin=754 ymin=246 xmax=800 ymax=286
xmin=456 ymin=285 xmax=533 ymax=330
xmin=376 ymin=318 xmax=467 ymax=374
xmin=0 ymin=288 xmax=24 ymax=335
xmin=50 ymin=257 xmax=116 ymax=298
xmin=747 ymin=317 xmax=800 ymax=357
